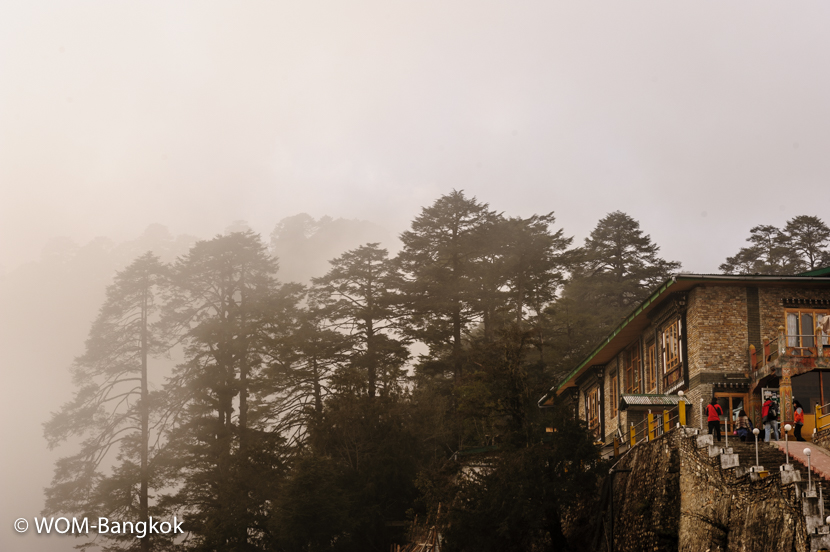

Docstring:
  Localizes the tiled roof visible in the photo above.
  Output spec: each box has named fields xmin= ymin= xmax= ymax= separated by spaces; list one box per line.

xmin=620 ymin=394 xmax=685 ymax=409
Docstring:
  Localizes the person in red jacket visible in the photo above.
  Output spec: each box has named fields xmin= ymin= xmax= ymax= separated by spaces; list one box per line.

xmin=793 ymin=399 xmax=806 ymax=441
xmin=707 ymin=397 xmax=724 ymax=442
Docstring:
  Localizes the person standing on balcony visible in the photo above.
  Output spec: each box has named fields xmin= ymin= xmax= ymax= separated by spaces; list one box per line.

xmin=707 ymin=397 xmax=724 ymax=442
xmin=763 ymin=397 xmax=779 ymax=442
xmin=793 ymin=399 xmax=806 ymax=441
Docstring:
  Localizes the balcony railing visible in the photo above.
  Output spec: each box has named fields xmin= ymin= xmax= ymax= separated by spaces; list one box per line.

xmin=816 ymin=401 xmax=830 ymax=432
xmin=624 ymin=404 xmax=684 ymax=448
xmin=751 ymin=328 xmax=830 ymax=370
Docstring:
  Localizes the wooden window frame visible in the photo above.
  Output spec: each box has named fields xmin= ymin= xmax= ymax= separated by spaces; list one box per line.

xmin=645 ymin=342 xmax=656 ymax=393
xmin=610 ymin=372 xmax=618 ymax=418
xmin=784 ymin=308 xmax=829 ymax=350
xmin=587 ymin=386 xmax=601 ymax=438
xmin=624 ymin=342 xmax=641 ymax=394
xmin=662 ymin=319 xmax=682 ymax=389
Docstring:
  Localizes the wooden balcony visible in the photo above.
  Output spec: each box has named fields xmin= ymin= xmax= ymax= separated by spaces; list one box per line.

xmin=751 ymin=328 xmax=830 ymax=387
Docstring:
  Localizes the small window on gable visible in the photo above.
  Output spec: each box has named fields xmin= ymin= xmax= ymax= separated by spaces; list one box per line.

xmin=662 ymin=318 xmax=682 ymax=389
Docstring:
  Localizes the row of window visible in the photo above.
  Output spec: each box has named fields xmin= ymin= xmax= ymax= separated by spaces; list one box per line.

xmin=588 ymin=307 xmax=830 ymax=437
xmin=607 ymin=318 xmax=682 ymax=420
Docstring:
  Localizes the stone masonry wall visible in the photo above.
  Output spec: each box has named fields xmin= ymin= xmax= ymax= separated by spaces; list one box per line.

xmin=610 ymin=431 xmax=682 ymax=552
xmin=686 ymin=285 xmax=750 ymax=377
xmin=605 ymin=429 xmax=809 ymax=552
xmin=683 ymin=383 xmax=713 ymax=431
xmin=814 ymin=425 xmax=830 ymax=450
xmin=678 ymin=435 xmax=807 ymax=552
xmin=758 ymin=286 xmax=830 ymax=342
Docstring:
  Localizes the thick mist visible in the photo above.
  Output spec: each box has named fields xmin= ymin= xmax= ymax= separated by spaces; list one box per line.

xmin=4 ymin=2 xmax=830 ymax=550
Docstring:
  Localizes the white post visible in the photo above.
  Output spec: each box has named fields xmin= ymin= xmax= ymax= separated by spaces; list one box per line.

xmin=753 ymin=428 xmax=760 ymax=466
xmin=725 ymin=407 xmax=729 ymax=448
xmin=806 ymin=448 xmax=813 ymax=493
xmin=784 ymin=424 xmax=792 ymax=464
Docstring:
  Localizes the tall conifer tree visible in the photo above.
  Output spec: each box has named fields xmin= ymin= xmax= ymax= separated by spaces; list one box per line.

xmin=312 ymin=243 xmax=408 ymax=399
xmin=397 ymin=190 xmax=497 ymax=380
xmin=44 ymin=252 xmax=167 ymax=552
xmin=160 ymin=231 xmax=295 ymax=550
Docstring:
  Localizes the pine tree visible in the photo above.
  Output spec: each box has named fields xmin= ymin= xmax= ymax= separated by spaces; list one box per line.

xmin=265 ymin=301 xmax=351 ymax=446
xmin=312 ymin=243 xmax=408 ymax=400
xmin=784 ymin=215 xmax=830 ymax=271
xmin=720 ymin=217 xmax=830 ymax=275
xmin=397 ymin=190 xmax=498 ymax=380
xmin=719 ymin=224 xmax=793 ymax=274
xmin=574 ymin=211 xmax=680 ymax=310
xmin=546 ymin=212 xmax=679 ymax=375
xmin=43 ymin=252 xmax=167 ymax=552
xmin=160 ymin=231 xmax=295 ymax=550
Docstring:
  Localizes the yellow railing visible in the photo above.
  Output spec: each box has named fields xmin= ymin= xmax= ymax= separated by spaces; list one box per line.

xmin=816 ymin=402 xmax=830 ymax=431
xmin=625 ymin=400 xmax=685 ymax=449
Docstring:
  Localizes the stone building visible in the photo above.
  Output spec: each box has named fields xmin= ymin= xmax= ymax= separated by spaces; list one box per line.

xmin=539 ymin=269 xmax=830 ymax=445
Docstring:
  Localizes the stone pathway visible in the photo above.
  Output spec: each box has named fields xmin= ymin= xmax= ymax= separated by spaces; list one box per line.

xmin=771 ymin=440 xmax=830 ymax=481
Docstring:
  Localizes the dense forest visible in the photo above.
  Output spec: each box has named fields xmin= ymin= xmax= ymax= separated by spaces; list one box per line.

xmin=42 ymin=193 xmax=830 ymax=552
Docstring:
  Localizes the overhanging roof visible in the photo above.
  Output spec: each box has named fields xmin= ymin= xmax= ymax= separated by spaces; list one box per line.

xmin=538 ymin=272 xmax=830 ymax=407
xmin=620 ymin=393 xmax=686 ymax=409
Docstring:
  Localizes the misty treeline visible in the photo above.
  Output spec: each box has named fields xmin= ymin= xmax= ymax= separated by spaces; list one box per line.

xmin=44 ymin=191 xmax=686 ymax=552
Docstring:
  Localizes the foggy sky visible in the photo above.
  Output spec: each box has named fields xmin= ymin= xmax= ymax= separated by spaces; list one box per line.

xmin=3 ymin=2 xmax=830 ymax=550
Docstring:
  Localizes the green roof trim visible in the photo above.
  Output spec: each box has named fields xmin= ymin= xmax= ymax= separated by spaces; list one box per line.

xmin=544 ymin=271 xmax=830 ymax=403
xmin=551 ymin=279 xmax=675 ymax=395
xmin=799 ymin=266 xmax=830 ymax=277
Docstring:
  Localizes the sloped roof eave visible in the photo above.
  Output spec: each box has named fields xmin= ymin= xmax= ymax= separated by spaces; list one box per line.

xmin=539 ymin=272 xmax=830 ymax=406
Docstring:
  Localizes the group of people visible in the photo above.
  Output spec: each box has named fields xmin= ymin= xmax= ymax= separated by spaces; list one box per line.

xmin=706 ymin=396 xmax=806 ymax=443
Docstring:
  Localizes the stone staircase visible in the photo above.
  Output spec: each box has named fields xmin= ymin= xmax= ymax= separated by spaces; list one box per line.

xmin=693 ymin=431 xmax=830 ymax=552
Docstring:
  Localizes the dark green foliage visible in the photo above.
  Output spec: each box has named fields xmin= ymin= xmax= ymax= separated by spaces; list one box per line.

xmin=277 ymin=394 xmax=423 ymax=552
xmin=160 ymin=231 xmax=297 ymax=550
xmin=784 ymin=215 xmax=830 ymax=271
xmin=265 ymin=304 xmax=351 ymax=445
xmin=45 ymin=197 xmax=679 ymax=552
xmin=720 ymin=216 xmax=830 ymax=274
xmin=270 ymin=455 xmax=350 ymax=552
xmin=569 ymin=211 xmax=680 ymax=313
xmin=427 ymin=401 xmax=605 ymax=552
xmin=720 ymin=224 xmax=795 ymax=274
xmin=398 ymin=190 xmax=498 ymax=379
xmin=544 ymin=211 xmax=680 ymax=376
xmin=312 ymin=243 xmax=409 ymax=400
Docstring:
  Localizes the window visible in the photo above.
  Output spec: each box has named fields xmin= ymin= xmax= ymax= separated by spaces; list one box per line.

xmin=662 ymin=319 xmax=682 ymax=389
xmin=785 ymin=308 xmax=829 ymax=349
xmin=645 ymin=342 xmax=656 ymax=393
xmin=587 ymin=386 xmax=601 ymax=438
xmin=624 ymin=342 xmax=641 ymax=394
xmin=610 ymin=372 xmax=618 ymax=418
